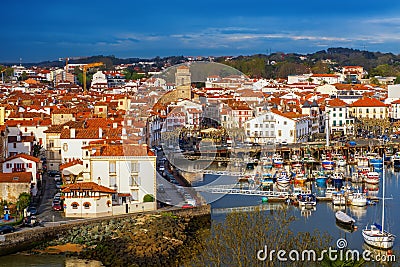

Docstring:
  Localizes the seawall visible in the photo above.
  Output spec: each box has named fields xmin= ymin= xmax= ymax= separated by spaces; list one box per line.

xmin=0 ymin=205 xmax=211 ymax=257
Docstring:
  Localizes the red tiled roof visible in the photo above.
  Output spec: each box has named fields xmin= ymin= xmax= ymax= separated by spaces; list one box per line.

xmin=350 ymin=97 xmax=387 ymax=107
xmin=0 ymin=172 xmax=31 ymax=183
xmin=62 ymin=182 xmax=116 ymax=194
xmin=3 ymin=153 xmax=40 ymax=163
xmin=328 ymin=98 xmax=347 ymax=107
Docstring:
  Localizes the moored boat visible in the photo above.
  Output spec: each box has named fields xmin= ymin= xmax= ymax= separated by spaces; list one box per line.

xmin=349 ymin=192 xmax=367 ymax=207
xmin=362 ymin=154 xmax=396 ymax=249
xmin=365 ymin=171 xmax=380 ymax=184
xmin=322 ymin=159 xmax=335 ymax=170
xmin=332 ymin=192 xmax=346 ymax=205
xmin=297 ymin=193 xmax=317 ymax=209
xmin=335 ymin=210 xmax=356 ymax=229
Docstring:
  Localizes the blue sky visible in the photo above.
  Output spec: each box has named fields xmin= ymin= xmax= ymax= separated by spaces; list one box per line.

xmin=2 ymin=0 xmax=400 ymax=62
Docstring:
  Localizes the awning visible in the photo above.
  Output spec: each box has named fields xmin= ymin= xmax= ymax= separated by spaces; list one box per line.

xmin=62 ymin=164 xmax=84 ymax=176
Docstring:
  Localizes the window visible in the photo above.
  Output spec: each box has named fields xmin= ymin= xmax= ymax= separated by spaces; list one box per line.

xmin=109 ymin=161 xmax=116 ymax=173
xmin=83 ymin=202 xmax=91 ymax=209
xmin=290 ymin=130 xmax=293 ymax=137
xmin=333 ymin=113 xmax=336 ymax=117
xmin=110 ymin=176 xmax=117 ymax=187
xmin=333 ymin=108 xmax=336 ymax=111
xmin=339 ymin=121 xmax=343 ymax=126
xmin=339 ymin=113 xmax=342 ymax=117
xmin=284 ymin=121 xmax=287 ymax=125
xmin=130 ymin=161 xmax=139 ymax=172
xmin=71 ymin=202 xmax=79 ymax=209
xmin=278 ymin=130 xmax=282 ymax=137
xmin=366 ymin=108 xmax=369 ymax=113
xmin=13 ymin=143 xmax=16 ymax=148
xmin=99 ymin=108 xmax=103 ymax=112
xmin=255 ymin=124 xmax=258 ymax=128
xmin=339 ymin=108 xmax=342 ymax=111
xmin=49 ymin=141 xmax=54 ymax=148
xmin=129 ymin=174 xmax=139 ymax=186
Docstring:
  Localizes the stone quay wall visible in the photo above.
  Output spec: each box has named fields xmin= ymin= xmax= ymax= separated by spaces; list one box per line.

xmin=0 ymin=205 xmax=211 ymax=256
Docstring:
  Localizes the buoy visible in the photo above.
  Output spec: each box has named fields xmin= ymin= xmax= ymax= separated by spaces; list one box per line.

xmin=262 ymin=197 xmax=268 ymax=203
xmin=354 ymin=226 xmax=358 ymax=230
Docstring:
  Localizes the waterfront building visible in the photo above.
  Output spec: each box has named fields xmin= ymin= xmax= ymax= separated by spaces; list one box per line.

xmin=62 ymin=182 xmax=115 ymax=218
xmin=326 ymin=98 xmax=354 ymax=136
xmin=349 ymin=96 xmax=388 ymax=119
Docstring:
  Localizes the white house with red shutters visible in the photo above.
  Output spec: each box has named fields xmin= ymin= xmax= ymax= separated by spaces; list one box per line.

xmin=2 ymin=154 xmax=40 ymax=195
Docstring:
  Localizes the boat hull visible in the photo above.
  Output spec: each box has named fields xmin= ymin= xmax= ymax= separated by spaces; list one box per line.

xmin=362 ymin=230 xmax=395 ymax=249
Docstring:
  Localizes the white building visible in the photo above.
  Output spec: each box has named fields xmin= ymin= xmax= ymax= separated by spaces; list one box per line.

xmin=2 ymin=154 xmax=40 ymax=195
xmin=326 ymin=98 xmax=354 ymax=135
xmin=244 ymin=109 xmax=276 ymax=144
xmin=62 ymin=182 xmax=115 ymax=218
xmin=82 ymin=142 xmax=156 ymax=208
xmin=271 ymin=109 xmax=310 ymax=144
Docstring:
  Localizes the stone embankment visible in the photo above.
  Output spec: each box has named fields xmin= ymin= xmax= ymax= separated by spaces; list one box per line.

xmin=0 ymin=205 xmax=211 ymax=266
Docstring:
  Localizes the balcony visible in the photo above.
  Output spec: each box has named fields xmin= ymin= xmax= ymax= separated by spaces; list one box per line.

xmin=12 ymin=168 xmax=26 ymax=172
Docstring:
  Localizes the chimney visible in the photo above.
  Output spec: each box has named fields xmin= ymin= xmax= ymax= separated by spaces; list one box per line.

xmin=70 ymin=128 xmax=75 ymax=138
xmin=99 ymin=128 xmax=103 ymax=138
xmin=113 ymin=122 xmax=117 ymax=129
xmin=122 ymin=128 xmax=127 ymax=136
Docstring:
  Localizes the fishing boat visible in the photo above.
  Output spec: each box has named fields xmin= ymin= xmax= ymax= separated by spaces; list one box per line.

xmin=325 ymin=185 xmax=337 ymax=198
xmin=365 ymin=171 xmax=380 ymax=184
xmin=261 ymin=173 xmax=274 ymax=189
xmin=315 ymin=173 xmax=328 ymax=185
xmin=349 ymin=192 xmax=367 ymax=207
xmin=332 ymin=192 xmax=346 ymax=205
xmin=368 ymin=153 xmax=383 ymax=169
xmin=276 ymin=170 xmax=291 ymax=185
xmin=261 ymin=157 xmax=273 ymax=170
xmin=335 ymin=210 xmax=356 ymax=229
xmin=355 ymin=153 xmax=369 ymax=167
xmin=297 ymin=193 xmax=317 ymax=209
xmin=362 ymin=155 xmax=396 ymax=249
xmin=331 ymin=171 xmax=344 ymax=188
xmin=393 ymin=152 xmax=400 ymax=168
xmin=272 ymin=154 xmax=284 ymax=168
xmin=322 ymin=159 xmax=335 ymax=170
xmin=292 ymin=169 xmax=307 ymax=185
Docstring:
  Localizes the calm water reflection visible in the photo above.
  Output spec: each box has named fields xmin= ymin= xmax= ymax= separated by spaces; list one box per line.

xmin=200 ymin=168 xmax=400 ymax=253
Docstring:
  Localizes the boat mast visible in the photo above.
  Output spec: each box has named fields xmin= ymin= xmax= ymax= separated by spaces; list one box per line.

xmin=382 ymin=153 xmax=385 ymax=234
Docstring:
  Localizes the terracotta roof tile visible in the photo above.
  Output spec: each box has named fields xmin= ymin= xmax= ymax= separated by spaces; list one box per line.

xmin=62 ymin=182 xmax=116 ymax=194
xmin=350 ymin=97 xmax=387 ymax=107
xmin=2 ymin=153 xmax=40 ymax=163
xmin=0 ymin=172 xmax=32 ymax=183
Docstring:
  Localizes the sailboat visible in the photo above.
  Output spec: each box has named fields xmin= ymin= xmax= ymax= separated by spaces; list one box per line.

xmin=362 ymin=154 xmax=396 ymax=249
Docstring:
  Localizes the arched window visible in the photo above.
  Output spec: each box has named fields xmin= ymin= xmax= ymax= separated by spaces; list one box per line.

xmin=83 ymin=202 xmax=91 ymax=209
xmin=106 ymin=200 xmax=112 ymax=207
xmin=71 ymin=202 xmax=79 ymax=209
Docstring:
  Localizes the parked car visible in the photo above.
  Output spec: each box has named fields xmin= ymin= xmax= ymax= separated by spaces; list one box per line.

xmin=27 ymin=206 xmax=37 ymax=216
xmin=52 ymin=203 xmax=63 ymax=211
xmin=22 ymin=216 xmax=40 ymax=227
xmin=281 ymin=141 xmax=288 ymax=146
xmin=182 ymin=204 xmax=194 ymax=209
xmin=0 ymin=225 xmax=15 ymax=234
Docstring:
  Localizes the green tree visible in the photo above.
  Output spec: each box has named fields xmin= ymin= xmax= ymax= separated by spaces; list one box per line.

xmin=16 ymin=192 xmax=31 ymax=215
xmin=143 ymin=194 xmax=154 ymax=202
xmin=32 ymin=143 xmax=43 ymax=157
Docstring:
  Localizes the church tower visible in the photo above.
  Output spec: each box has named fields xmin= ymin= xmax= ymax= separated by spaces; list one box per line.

xmin=175 ymin=65 xmax=191 ymax=100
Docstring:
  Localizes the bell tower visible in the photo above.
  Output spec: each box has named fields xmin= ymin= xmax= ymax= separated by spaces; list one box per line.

xmin=175 ymin=65 xmax=191 ymax=100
